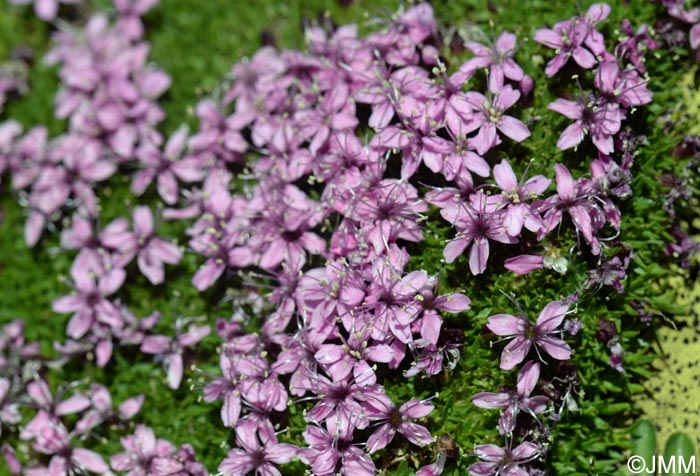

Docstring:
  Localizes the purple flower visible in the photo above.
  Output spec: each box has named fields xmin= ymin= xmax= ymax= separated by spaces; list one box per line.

xmin=26 ymin=379 xmax=91 ymax=418
xmin=350 ymin=179 xmax=428 ymax=255
xmin=295 ymin=83 xmax=359 ymax=155
xmin=536 ymin=164 xmax=604 ymax=254
xmin=364 ymin=394 xmax=434 ymax=453
xmin=9 ymin=0 xmax=80 ymax=21
xmin=74 ymin=384 xmax=143 ymax=435
xmin=442 ymin=191 xmax=516 ymax=274
xmin=548 ymin=95 xmax=621 ymax=155
xmin=52 ymin=254 xmax=125 ymax=339
xmin=115 ymin=0 xmax=159 ymax=39
xmin=486 ymin=299 xmax=573 ymax=370
xmin=301 ymin=419 xmax=376 ymax=476
xmin=129 ymin=206 xmax=182 ymax=285
xmin=140 ymin=320 xmax=210 ymax=389
xmin=493 ymin=159 xmax=551 ymax=237
xmin=464 ymin=32 xmax=530 ymax=93
xmin=22 ymin=414 xmax=109 ymax=476
xmin=132 ymin=128 xmax=203 ymax=205
xmin=218 ymin=419 xmax=297 ymax=476
xmin=472 ymin=360 xmax=549 ymax=433
xmin=1 ymin=444 xmax=21 ymax=475
xmin=594 ymin=60 xmax=652 ymax=108
xmin=462 ymin=85 xmax=530 ymax=155
xmin=111 ymin=425 xmax=177 ymax=476
xmin=469 ymin=440 xmax=540 ymax=476
xmin=534 ymin=3 xmax=610 ymax=77
xmin=0 ymin=378 xmax=21 ymax=428
xmin=252 ymin=183 xmax=326 ymax=270
xmin=305 ymin=374 xmax=371 ymax=430
xmin=314 ymin=327 xmax=393 ymax=387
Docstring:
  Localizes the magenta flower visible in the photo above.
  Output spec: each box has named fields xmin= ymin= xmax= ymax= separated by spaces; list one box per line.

xmin=295 ymin=83 xmax=359 ymax=155
xmin=305 ymin=374 xmax=371 ymax=430
xmin=442 ymin=192 xmax=516 ymax=274
xmin=504 ymin=254 xmax=546 ymax=275
xmin=469 ymin=440 xmax=540 ymax=476
xmin=486 ymin=299 xmax=573 ymax=370
xmin=26 ymin=379 xmax=91 ymax=418
xmin=314 ymin=327 xmax=394 ymax=387
xmin=60 ymin=214 xmax=134 ymax=268
xmin=188 ymin=99 xmax=247 ymax=165
xmin=132 ymin=128 xmax=203 ymax=205
xmin=350 ymin=179 xmax=427 ymax=255
xmin=110 ymin=425 xmax=177 ymax=476
xmin=114 ymin=0 xmax=159 ymax=39
xmin=201 ymin=334 xmax=288 ymax=428
xmin=140 ymin=320 xmax=210 ymax=389
xmin=536 ymin=164 xmax=603 ymax=254
xmin=74 ymin=385 xmax=143 ymax=434
xmin=472 ymin=360 xmax=548 ymax=433
xmin=364 ymin=394 xmax=434 ymax=453
xmin=129 ymin=206 xmax=182 ymax=285
xmin=52 ymin=255 xmax=125 ymax=339
xmin=548 ymin=95 xmax=621 ymax=155
xmin=1 ymin=444 xmax=21 ymax=475
xmin=296 ymin=259 xmax=365 ymax=322
xmin=462 ymin=85 xmax=530 ymax=155
xmin=218 ymin=419 xmax=297 ymax=476
xmin=0 ymin=378 xmax=21 ymax=428
xmin=594 ymin=60 xmax=652 ymax=109
xmin=493 ymin=159 xmax=551 ymax=237
xmin=23 ymin=415 xmax=109 ymax=476
xmin=464 ymin=32 xmax=530 ymax=93
xmin=252 ymin=183 xmax=326 ymax=270
xmin=534 ymin=3 xmax=610 ymax=77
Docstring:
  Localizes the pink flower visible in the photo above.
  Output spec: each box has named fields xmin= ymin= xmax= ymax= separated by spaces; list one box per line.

xmin=536 ymin=164 xmax=605 ymax=254
xmin=548 ymin=95 xmax=621 ymax=155
xmin=493 ymin=159 xmax=551 ymax=237
xmin=141 ymin=320 xmax=210 ymax=389
xmin=52 ymin=255 xmax=125 ymax=339
xmin=462 ymin=85 xmax=530 ymax=155
xmin=115 ymin=0 xmax=160 ymax=39
xmin=110 ymin=425 xmax=177 ymax=476
xmin=130 ymin=206 xmax=182 ymax=285
xmin=364 ymin=394 xmax=434 ymax=453
xmin=487 ymin=299 xmax=573 ymax=370
xmin=594 ymin=60 xmax=652 ymax=109
xmin=469 ymin=440 xmax=540 ymax=476
xmin=218 ymin=419 xmax=297 ymax=476
xmin=301 ymin=419 xmax=376 ymax=476
xmin=534 ymin=3 xmax=610 ymax=77
xmin=442 ymin=192 xmax=517 ymax=274
xmin=132 ymin=128 xmax=203 ymax=205
xmin=463 ymin=31 xmax=530 ymax=93
xmin=472 ymin=360 xmax=548 ymax=433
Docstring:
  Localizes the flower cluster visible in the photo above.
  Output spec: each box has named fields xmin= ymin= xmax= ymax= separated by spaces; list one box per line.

xmin=0 ymin=1 xmax=168 ymax=245
xmin=0 ymin=3 xmax=194 ymax=379
xmin=1 ymin=318 xmax=209 ymax=476
xmin=0 ymin=0 xmax=664 ymax=475
xmin=466 ymin=7 xmax=657 ymax=474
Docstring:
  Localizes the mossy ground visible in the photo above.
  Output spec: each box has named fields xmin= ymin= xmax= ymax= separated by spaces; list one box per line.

xmin=0 ymin=1 xmax=697 ymax=475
